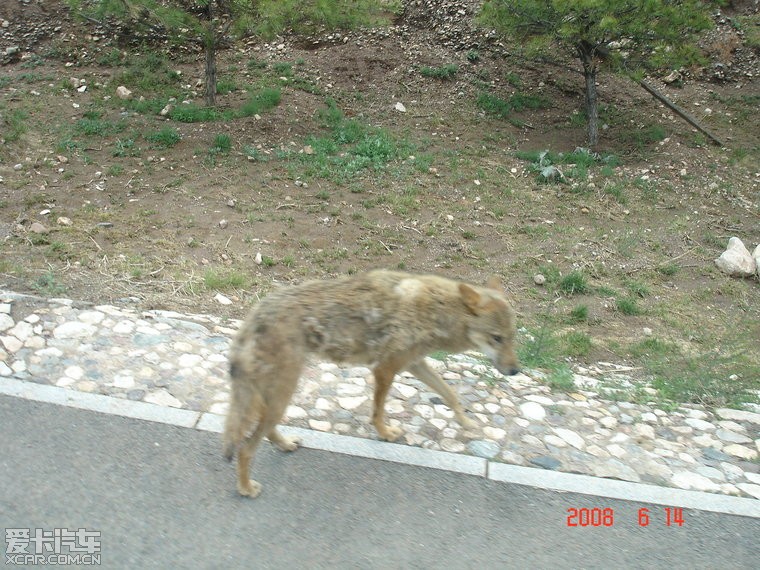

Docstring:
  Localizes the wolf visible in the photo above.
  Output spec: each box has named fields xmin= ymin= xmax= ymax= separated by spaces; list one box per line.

xmin=223 ymin=269 xmax=520 ymax=497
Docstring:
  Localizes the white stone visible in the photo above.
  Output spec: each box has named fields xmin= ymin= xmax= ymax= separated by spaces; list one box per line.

xmin=209 ymin=402 xmax=229 ymax=415
xmin=394 ymin=101 xmax=406 ymax=113
xmin=722 ymin=444 xmax=758 ymax=461
xmin=544 ymin=435 xmax=568 ymax=448
xmin=385 ymin=399 xmax=405 ymax=414
xmin=520 ymin=401 xmax=546 ymax=421
xmin=214 ymin=293 xmax=233 ymax=305
xmin=672 ymin=472 xmax=722 ymax=492
xmin=112 ymin=320 xmax=135 ymax=334
xmin=715 ymin=408 xmax=760 ymax=425
xmin=753 ymin=244 xmax=760 ymax=278
xmin=308 ymin=419 xmax=331 ymax=432
xmin=337 ymin=396 xmax=367 ymax=410
xmin=113 ymin=374 xmax=135 ymax=389
xmin=394 ymin=383 xmax=418 ymax=399
xmin=116 ymin=85 xmax=132 ymax=100
xmin=715 ymin=237 xmax=756 ymax=277
xmin=8 ymin=321 xmax=33 ymax=341
xmin=434 ymin=404 xmax=455 ymax=419
xmin=719 ymin=462 xmax=745 ymax=483
xmin=11 ymin=361 xmax=26 ymax=373
xmin=513 ymin=418 xmax=530 ymax=428
xmin=414 ymin=404 xmax=434 ymax=419
xmin=483 ymin=427 xmax=506 ymax=440
xmin=717 ymin=420 xmax=746 ymax=433
xmin=606 ymin=444 xmax=626 ymax=458
xmin=0 ymin=336 xmax=22 ymax=353
xmin=64 ymin=365 xmax=84 ymax=380
xmin=736 ymin=483 xmax=760 ymax=500
xmin=441 ymin=439 xmax=465 ymax=453
xmin=315 ymin=398 xmax=333 ymax=411
xmin=430 ymin=418 xmax=447 ymax=430
xmin=640 ymin=412 xmax=658 ymax=423
xmin=609 ymin=433 xmax=629 ymax=444
xmin=553 ymin=427 xmax=585 ymax=450
xmin=684 ymin=418 xmax=716 ymax=431
xmin=525 ymin=394 xmax=554 ymax=406
xmin=0 ymin=362 xmax=11 ymax=376
xmin=24 ymin=336 xmax=45 ymax=349
xmin=677 ymin=453 xmax=697 ymax=464
xmin=745 ymin=472 xmax=760 ymax=485
xmin=0 ymin=303 xmax=11 ymax=314
xmin=78 ymin=311 xmax=105 ymax=324
xmin=144 ymin=389 xmax=183 ymax=408
xmin=56 ymin=377 xmax=75 ymax=387
xmin=285 ymin=405 xmax=307 ymax=418
xmin=632 ymin=423 xmax=655 ymax=440
xmin=599 ymin=416 xmax=618 ymax=429
xmin=178 ymin=354 xmax=204 ymax=368
xmin=715 ymin=429 xmax=752 ymax=444
xmin=53 ymin=321 xmax=96 ymax=339
xmin=0 ymin=314 xmax=15 ymax=332
xmin=686 ymin=409 xmax=709 ymax=420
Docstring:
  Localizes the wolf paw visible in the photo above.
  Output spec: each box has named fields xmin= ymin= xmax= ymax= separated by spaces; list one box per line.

xmin=379 ymin=425 xmax=403 ymax=442
xmin=275 ymin=436 xmax=300 ymax=452
xmin=238 ymin=479 xmax=262 ymax=498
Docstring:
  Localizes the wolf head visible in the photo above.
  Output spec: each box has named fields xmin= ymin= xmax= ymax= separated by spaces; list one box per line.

xmin=459 ymin=277 xmax=520 ymax=377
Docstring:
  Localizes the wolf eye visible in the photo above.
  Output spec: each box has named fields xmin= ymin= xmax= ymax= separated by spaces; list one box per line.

xmin=491 ymin=334 xmax=503 ymax=344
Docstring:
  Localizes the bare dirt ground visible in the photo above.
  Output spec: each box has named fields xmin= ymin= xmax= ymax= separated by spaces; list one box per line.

xmin=1 ymin=1 xmax=758 ymax=407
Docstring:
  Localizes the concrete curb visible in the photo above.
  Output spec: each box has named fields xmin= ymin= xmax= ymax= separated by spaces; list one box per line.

xmin=2 ymin=376 xmax=758 ymax=519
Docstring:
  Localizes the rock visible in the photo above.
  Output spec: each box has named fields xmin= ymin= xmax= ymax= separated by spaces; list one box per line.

xmin=520 ymin=401 xmax=546 ymax=421
xmin=214 ymin=293 xmax=232 ymax=305
xmin=116 ymin=85 xmax=132 ymax=100
xmin=599 ymin=416 xmax=618 ymax=429
xmin=672 ymin=471 xmax=722 ymax=492
xmin=714 ymin=237 xmax=756 ymax=277
xmin=632 ymin=423 xmax=655 ymax=440
xmin=441 ymin=438 xmax=465 ymax=453
xmin=29 ymin=222 xmax=48 ymax=234
xmin=394 ymin=102 xmax=406 ymax=113
xmin=684 ymin=418 xmax=716 ymax=431
xmin=254 ymin=252 xmax=263 ymax=265
xmin=594 ymin=460 xmax=641 ymax=482
xmin=57 ymin=216 xmax=73 ymax=226
xmin=337 ymin=396 xmax=367 ymax=410
xmin=533 ymin=274 xmax=546 ymax=285
xmin=53 ymin=321 xmax=96 ymax=339
xmin=160 ymin=104 xmax=173 ymax=116
xmin=285 ymin=405 xmax=307 ymax=419
xmin=553 ymin=428 xmax=585 ymax=450
xmin=544 ymin=435 xmax=568 ymax=448
xmin=0 ymin=314 xmax=13 ymax=332
xmin=736 ymin=483 xmax=760 ymax=500
xmin=144 ymin=389 xmax=183 ymax=408
xmin=715 ymin=429 xmax=752 ymax=444
xmin=754 ymin=245 xmax=760 ymax=277
xmin=722 ymin=444 xmax=758 ymax=461
xmin=467 ymin=440 xmax=500 ymax=458
xmin=530 ymin=455 xmax=561 ymax=470
xmin=308 ymin=419 xmax=331 ymax=432
xmin=715 ymin=408 xmax=760 ymax=425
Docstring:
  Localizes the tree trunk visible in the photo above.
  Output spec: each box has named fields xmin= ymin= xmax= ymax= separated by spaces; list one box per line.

xmin=577 ymin=42 xmax=599 ymax=149
xmin=204 ymin=24 xmax=217 ymax=107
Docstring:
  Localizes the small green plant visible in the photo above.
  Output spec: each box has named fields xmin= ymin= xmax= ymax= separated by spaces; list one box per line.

xmin=32 ymin=271 xmax=66 ymax=295
xmin=568 ymin=305 xmax=589 ymax=323
xmin=558 ymin=271 xmax=590 ymax=296
xmin=420 ymin=64 xmax=458 ymax=80
xmin=563 ymin=331 xmax=592 ymax=358
xmin=466 ymin=50 xmax=480 ymax=63
xmin=240 ymin=87 xmax=281 ymax=117
xmin=145 ymin=126 xmax=181 ymax=148
xmin=546 ymin=364 xmax=576 ymax=392
xmin=210 ymin=134 xmax=232 ymax=154
xmin=657 ymin=263 xmax=679 ymax=276
xmin=203 ymin=268 xmax=247 ymax=291
xmin=518 ymin=321 xmax=560 ymax=369
xmin=2 ymin=109 xmax=28 ymax=143
xmin=113 ymin=138 xmax=139 ymax=157
xmin=616 ymin=297 xmax=641 ymax=316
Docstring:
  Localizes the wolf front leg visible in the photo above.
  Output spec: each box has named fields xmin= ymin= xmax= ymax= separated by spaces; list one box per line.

xmin=406 ymin=360 xmax=477 ymax=429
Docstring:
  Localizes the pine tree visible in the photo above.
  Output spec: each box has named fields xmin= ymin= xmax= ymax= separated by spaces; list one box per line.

xmin=480 ymin=0 xmax=713 ymax=148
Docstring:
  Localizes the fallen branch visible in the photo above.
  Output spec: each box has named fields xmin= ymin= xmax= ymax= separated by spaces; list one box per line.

xmin=638 ymin=80 xmax=725 ymax=147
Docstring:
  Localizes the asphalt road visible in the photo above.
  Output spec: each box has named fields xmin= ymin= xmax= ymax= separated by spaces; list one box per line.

xmin=1 ymin=395 xmax=758 ymax=569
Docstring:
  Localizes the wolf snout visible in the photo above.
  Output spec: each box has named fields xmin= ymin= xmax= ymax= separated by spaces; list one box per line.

xmin=503 ymin=366 xmax=521 ymax=377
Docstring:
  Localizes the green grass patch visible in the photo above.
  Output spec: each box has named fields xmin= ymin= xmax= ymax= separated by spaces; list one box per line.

xmin=145 ymin=126 xmax=181 ymax=149
xmin=558 ymin=271 xmax=590 ymax=296
xmin=203 ymin=268 xmax=247 ymax=291
xmin=616 ymin=297 xmax=642 ymax=316
xmin=2 ymin=109 xmax=28 ymax=143
xmin=420 ymin=64 xmax=458 ymax=80
xmin=477 ymin=91 xmax=550 ymax=123
xmin=240 ymin=87 xmax=282 ymax=117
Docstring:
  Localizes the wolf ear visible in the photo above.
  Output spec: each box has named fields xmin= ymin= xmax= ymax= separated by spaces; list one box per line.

xmin=486 ymin=275 xmax=502 ymax=292
xmin=459 ymin=283 xmax=482 ymax=314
